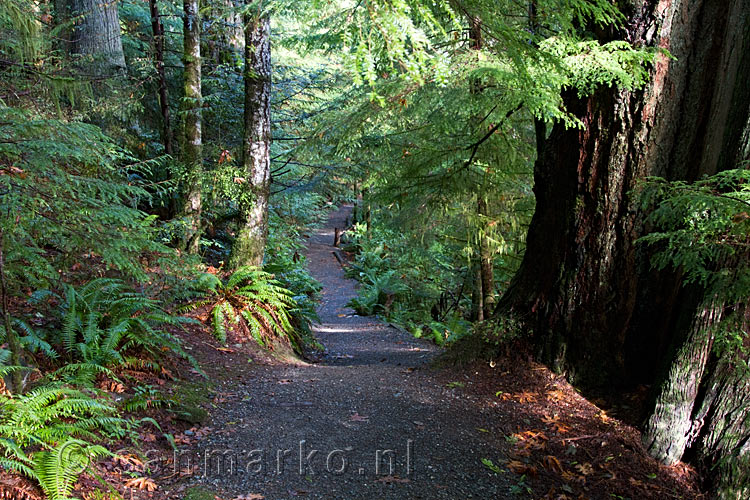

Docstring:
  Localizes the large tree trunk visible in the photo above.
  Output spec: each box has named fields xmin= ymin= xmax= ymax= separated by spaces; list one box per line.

xmin=229 ymin=12 xmax=271 ymax=269
xmin=150 ymin=0 xmax=173 ymax=156
xmin=644 ymin=298 xmax=750 ymax=499
xmin=180 ymin=0 xmax=203 ymax=254
xmin=496 ymin=0 xmax=750 ymax=495
xmin=499 ymin=0 xmax=750 ymax=386
xmin=687 ymin=304 xmax=750 ymax=499
xmin=66 ymin=0 xmax=126 ymax=74
xmin=642 ymin=300 xmax=721 ymax=464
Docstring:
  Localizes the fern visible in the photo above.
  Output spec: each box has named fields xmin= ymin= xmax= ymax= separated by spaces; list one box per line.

xmin=199 ymin=267 xmax=304 ymax=350
xmin=0 ymin=384 xmax=123 ymax=498
xmin=35 ymin=279 xmax=197 ymax=372
xmin=34 ymin=439 xmax=110 ymax=500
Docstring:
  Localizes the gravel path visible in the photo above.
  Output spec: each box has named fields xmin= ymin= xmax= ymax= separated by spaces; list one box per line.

xmin=185 ymin=206 xmax=511 ymax=499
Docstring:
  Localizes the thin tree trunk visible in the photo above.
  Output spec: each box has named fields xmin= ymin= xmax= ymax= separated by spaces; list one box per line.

xmin=180 ymin=0 xmax=203 ymax=254
xmin=477 ymin=196 xmax=495 ymax=319
xmin=150 ymin=0 xmax=173 ymax=156
xmin=67 ymin=0 xmax=126 ymax=74
xmin=363 ymin=186 xmax=371 ymax=239
xmin=467 ymin=15 xmax=495 ymax=320
xmin=229 ymin=11 xmax=271 ymax=269
xmin=471 ymin=263 xmax=484 ymax=322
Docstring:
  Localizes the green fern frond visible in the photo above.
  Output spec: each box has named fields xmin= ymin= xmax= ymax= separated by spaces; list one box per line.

xmin=202 ymin=266 xmax=302 ymax=349
xmin=34 ymin=439 xmax=111 ymax=500
xmin=212 ymin=301 xmax=228 ymax=343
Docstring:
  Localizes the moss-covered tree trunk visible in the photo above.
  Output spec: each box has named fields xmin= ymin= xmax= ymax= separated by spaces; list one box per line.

xmin=180 ymin=0 xmax=203 ymax=254
xmin=65 ymin=0 xmax=126 ymax=75
xmin=229 ymin=11 xmax=271 ymax=269
xmin=497 ymin=0 xmax=750 ymax=495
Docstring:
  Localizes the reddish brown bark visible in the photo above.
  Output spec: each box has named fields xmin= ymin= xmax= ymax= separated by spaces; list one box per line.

xmin=497 ymin=1 xmax=750 ymax=495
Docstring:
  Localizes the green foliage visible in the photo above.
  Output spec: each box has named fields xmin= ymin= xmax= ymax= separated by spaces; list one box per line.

xmin=0 ymin=384 xmax=122 ymax=497
xmin=639 ymin=168 xmax=750 ymax=358
xmin=32 ymin=279 xmax=195 ymax=374
xmin=191 ymin=267 xmax=305 ymax=350
xmin=344 ymin=220 xmax=476 ymax=345
xmin=639 ymin=169 xmax=750 ymax=298
xmin=0 ymin=106 xmax=170 ymax=288
xmin=34 ymin=439 xmax=111 ymax=500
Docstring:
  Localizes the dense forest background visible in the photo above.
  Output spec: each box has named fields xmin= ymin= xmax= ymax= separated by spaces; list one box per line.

xmin=0 ymin=0 xmax=748 ymax=498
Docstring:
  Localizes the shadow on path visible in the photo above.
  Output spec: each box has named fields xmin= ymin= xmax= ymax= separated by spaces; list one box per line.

xmin=182 ymin=205 xmax=511 ymax=499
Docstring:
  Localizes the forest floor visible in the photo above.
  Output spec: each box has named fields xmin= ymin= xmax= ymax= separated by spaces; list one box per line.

xmin=130 ymin=206 xmax=702 ymax=500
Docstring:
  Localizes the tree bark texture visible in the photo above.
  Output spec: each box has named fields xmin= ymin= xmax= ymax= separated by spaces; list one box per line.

xmin=687 ymin=304 xmax=750 ymax=499
xmin=229 ymin=12 xmax=271 ymax=269
xmin=181 ymin=0 xmax=203 ymax=254
xmin=499 ymin=0 xmax=750 ymax=386
xmin=150 ymin=0 xmax=173 ymax=156
xmin=67 ymin=0 xmax=126 ymax=74
xmin=496 ymin=0 xmax=750 ymax=495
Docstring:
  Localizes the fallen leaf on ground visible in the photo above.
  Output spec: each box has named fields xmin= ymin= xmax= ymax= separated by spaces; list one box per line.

xmin=514 ymin=430 xmax=549 ymax=451
xmin=575 ymin=463 xmax=594 ymax=475
xmin=516 ymin=391 xmax=537 ymax=403
xmin=547 ymin=389 xmax=567 ymax=403
xmin=598 ymin=411 xmax=612 ymax=424
xmin=114 ymin=454 xmax=144 ymax=472
xmin=123 ymin=477 xmax=157 ymax=491
xmin=350 ymin=412 xmax=369 ymax=422
xmin=552 ymin=422 xmax=571 ymax=434
xmin=232 ymin=495 xmax=264 ymax=500
xmin=507 ymin=460 xmax=538 ymax=477
xmin=541 ymin=415 xmax=560 ymax=425
xmin=542 ymin=455 xmax=564 ymax=474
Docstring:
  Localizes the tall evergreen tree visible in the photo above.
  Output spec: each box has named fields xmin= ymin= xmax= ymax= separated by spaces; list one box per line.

xmin=62 ymin=0 xmax=126 ymax=74
xmin=150 ymin=0 xmax=173 ymax=156
xmin=229 ymin=7 xmax=271 ymax=268
xmin=181 ymin=0 xmax=203 ymax=253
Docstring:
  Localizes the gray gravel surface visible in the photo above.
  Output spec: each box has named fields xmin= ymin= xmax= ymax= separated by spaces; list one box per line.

xmin=180 ymin=206 xmax=512 ymax=499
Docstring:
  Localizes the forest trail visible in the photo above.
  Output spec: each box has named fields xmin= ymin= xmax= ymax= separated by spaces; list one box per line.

xmin=181 ymin=205 xmax=510 ymax=499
